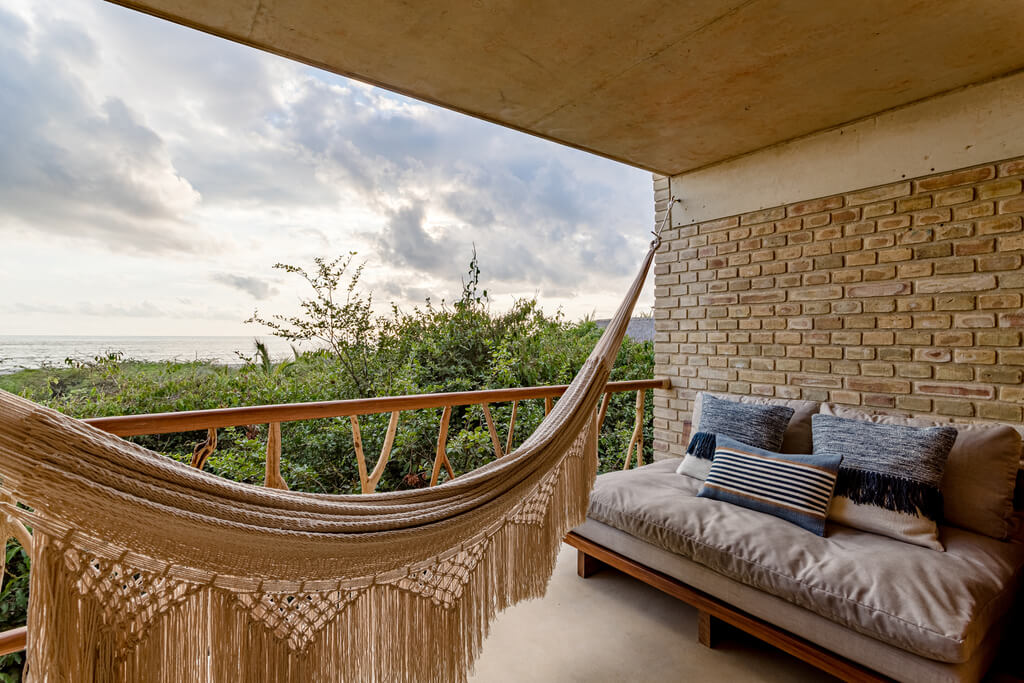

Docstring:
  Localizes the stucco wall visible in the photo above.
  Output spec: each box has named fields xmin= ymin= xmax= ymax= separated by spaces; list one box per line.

xmin=652 ymin=73 xmax=1024 ymax=461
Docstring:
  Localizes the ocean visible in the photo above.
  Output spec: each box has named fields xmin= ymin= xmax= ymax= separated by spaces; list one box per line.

xmin=0 ymin=336 xmax=302 ymax=375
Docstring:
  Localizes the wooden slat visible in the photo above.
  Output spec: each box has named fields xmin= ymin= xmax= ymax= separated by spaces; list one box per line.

xmin=263 ymin=422 xmax=289 ymax=490
xmin=0 ymin=626 xmax=26 ymax=657
xmin=597 ymin=392 xmax=612 ymax=431
xmin=430 ymin=406 xmax=454 ymax=486
xmin=481 ymin=403 xmax=503 ymax=459
xmin=366 ymin=411 xmax=400 ymax=493
xmin=505 ymin=400 xmax=518 ymax=455
xmin=85 ymin=379 xmax=671 ymax=436
xmin=351 ymin=416 xmax=368 ymax=492
xmin=622 ymin=390 xmax=646 ymax=470
xmin=564 ymin=532 xmax=888 ymax=683
xmin=544 ymin=396 xmax=553 ymax=415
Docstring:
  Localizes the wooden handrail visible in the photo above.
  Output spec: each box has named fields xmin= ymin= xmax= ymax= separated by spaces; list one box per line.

xmin=0 ymin=625 xmax=26 ymax=656
xmin=84 ymin=378 xmax=670 ymax=437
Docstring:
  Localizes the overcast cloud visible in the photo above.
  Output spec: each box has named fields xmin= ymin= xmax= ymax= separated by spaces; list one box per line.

xmin=0 ymin=0 xmax=653 ymax=336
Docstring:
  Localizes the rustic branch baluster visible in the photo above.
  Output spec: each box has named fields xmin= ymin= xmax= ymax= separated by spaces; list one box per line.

xmin=430 ymin=406 xmax=455 ymax=486
xmin=505 ymin=400 xmax=519 ymax=454
xmin=264 ymin=422 xmax=289 ymax=490
xmin=365 ymin=411 xmax=400 ymax=493
xmin=481 ymin=403 xmax=503 ymax=459
xmin=189 ymin=428 xmax=217 ymax=469
xmin=622 ymin=389 xmax=646 ymax=470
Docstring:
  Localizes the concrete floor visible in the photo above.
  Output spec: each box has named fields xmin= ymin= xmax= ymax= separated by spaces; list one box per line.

xmin=471 ymin=545 xmax=834 ymax=683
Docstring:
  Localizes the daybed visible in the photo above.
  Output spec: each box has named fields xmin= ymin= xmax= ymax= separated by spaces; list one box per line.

xmin=566 ymin=395 xmax=1024 ymax=683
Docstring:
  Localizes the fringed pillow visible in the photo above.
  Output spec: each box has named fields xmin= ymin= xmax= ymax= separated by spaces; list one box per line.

xmin=676 ymin=394 xmax=794 ymax=480
xmin=698 ymin=435 xmax=841 ymax=536
xmin=812 ymin=414 xmax=957 ymax=551
xmin=820 ymin=403 xmax=1022 ymax=540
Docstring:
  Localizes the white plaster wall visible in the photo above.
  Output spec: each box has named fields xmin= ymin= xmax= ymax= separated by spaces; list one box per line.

xmin=670 ymin=71 xmax=1024 ymax=226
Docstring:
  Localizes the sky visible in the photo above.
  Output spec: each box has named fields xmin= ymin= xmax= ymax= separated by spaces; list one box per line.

xmin=0 ymin=0 xmax=654 ymax=337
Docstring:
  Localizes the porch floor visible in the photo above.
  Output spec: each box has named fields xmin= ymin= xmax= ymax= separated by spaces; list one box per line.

xmin=470 ymin=544 xmax=834 ymax=682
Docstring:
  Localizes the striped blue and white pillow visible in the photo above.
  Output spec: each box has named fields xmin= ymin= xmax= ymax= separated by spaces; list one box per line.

xmin=697 ymin=434 xmax=841 ymax=536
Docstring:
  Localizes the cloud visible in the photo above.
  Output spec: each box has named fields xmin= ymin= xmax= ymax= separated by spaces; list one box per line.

xmin=0 ymin=6 xmax=203 ymax=253
xmin=211 ymin=273 xmax=279 ymax=300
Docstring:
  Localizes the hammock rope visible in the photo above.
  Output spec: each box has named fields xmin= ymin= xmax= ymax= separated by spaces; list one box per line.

xmin=0 ymin=219 xmax=670 ymax=682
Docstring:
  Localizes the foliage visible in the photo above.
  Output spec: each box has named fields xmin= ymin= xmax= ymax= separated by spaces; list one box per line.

xmin=0 ymin=252 xmax=654 ymax=679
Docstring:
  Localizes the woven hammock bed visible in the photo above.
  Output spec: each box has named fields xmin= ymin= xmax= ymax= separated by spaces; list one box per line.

xmin=0 ymin=234 xmax=661 ymax=682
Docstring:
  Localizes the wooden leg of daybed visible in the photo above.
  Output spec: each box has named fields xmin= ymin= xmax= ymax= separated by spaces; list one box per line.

xmin=697 ymin=609 xmax=717 ymax=648
xmin=577 ymin=549 xmax=604 ymax=578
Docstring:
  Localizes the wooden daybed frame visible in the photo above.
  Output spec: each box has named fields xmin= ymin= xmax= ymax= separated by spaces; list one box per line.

xmin=564 ymin=530 xmax=891 ymax=682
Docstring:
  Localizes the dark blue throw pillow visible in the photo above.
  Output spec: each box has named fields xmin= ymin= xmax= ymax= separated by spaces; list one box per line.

xmin=698 ymin=435 xmax=841 ymax=535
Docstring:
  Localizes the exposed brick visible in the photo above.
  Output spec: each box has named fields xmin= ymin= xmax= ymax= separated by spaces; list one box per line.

xmin=788 ymin=196 xmax=844 ymax=217
xmin=933 ymin=399 xmax=975 ymax=417
xmin=934 ymin=187 xmax=975 ymax=206
xmin=790 ymin=286 xmax=843 ymax=301
xmin=934 ymin=294 xmax=976 ymax=311
xmin=863 ymin=202 xmax=896 ymax=219
xmin=977 ymin=216 xmax=1022 ymax=235
xmin=997 ymin=197 xmax=1024 ymax=213
xmin=846 ymin=182 xmax=911 ymax=206
xmin=915 ymin=166 xmax=995 ymax=191
xmin=844 ymin=282 xmax=910 ymax=298
xmin=916 ymin=383 xmax=994 ymax=399
xmin=954 ymin=238 xmax=995 ymax=256
xmin=878 ymin=248 xmax=913 ymax=263
xmin=976 ymin=179 xmax=1022 ymax=199
xmin=914 ymin=209 xmax=951 ymax=226
xmin=978 ymin=403 xmax=1023 ymax=422
xmin=847 ymin=378 xmax=911 ymax=394
xmin=916 ymin=274 xmax=997 ymax=294
xmin=952 ymin=203 xmax=995 ymax=221
xmin=977 ymin=367 xmax=1024 ymax=384
xmin=897 ymin=196 xmax=933 ymax=212
xmin=954 ymin=349 xmax=996 ymax=364
xmin=977 ymin=254 xmax=1022 ymax=272
xmin=999 ymin=160 xmax=1024 ymax=176
xmin=999 ymin=312 xmax=1024 ymax=328
xmin=877 ymin=215 xmax=912 ymax=231
xmin=954 ymin=313 xmax=996 ymax=328
xmin=914 ymin=243 xmax=952 ymax=259
xmin=740 ymin=207 xmax=786 ymax=225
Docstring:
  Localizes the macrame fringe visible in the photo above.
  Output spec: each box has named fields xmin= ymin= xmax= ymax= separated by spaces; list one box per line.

xmin=835 ymin=467 xmax=944 ymax=521
xmin=686 ymin=431 xmax=716 ymax=461
xmin=25 ymin=423 xmax=599 ymax=683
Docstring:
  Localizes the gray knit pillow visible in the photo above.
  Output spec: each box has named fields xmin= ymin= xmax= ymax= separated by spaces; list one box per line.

xmin=812 ymin=414 xmax=957 ymax=550
xmin=676 ymin=394 xmax=794 ymax=480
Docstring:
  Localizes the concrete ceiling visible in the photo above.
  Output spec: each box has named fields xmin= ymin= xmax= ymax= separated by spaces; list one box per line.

xmin=108 ymin=0 xmax=1024 ymax=175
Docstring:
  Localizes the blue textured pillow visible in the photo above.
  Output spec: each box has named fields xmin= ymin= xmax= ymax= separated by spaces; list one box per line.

xmin=698 ymin=435 xmax=841 ymax=535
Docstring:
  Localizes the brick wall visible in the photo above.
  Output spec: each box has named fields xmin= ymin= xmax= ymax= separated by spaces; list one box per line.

xmin=652 ymin=157 xmax=1024 ymax=460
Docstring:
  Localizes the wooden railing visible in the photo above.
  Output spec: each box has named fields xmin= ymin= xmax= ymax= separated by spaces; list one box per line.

xmin=83 ymin=378 xmax=669 ymax=492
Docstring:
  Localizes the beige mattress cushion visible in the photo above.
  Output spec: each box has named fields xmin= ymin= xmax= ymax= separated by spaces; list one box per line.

xmin=587 ymin=459 xmax=1024 ymax=664
xmin=820 ymin=404 xmax=1022 ymax=540
xmin=691 ymin=392 xmax=820 ymax=454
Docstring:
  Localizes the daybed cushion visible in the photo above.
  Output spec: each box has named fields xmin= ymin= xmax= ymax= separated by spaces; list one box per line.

xmin=821 ymin=403 xmax=1022 ymax=541
xmin=586 ymin=459 xmax=1024 ymax=664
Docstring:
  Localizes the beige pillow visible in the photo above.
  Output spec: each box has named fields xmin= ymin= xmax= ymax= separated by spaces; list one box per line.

xmin=820 ymin=404 xmax=1021 ymax=540
xmin=691 ymin=392 xmax=819 ymax=454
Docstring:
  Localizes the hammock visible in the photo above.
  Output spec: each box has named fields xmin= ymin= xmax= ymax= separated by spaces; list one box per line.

xmin=0 ymin=234 xmax=662 ymax=683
